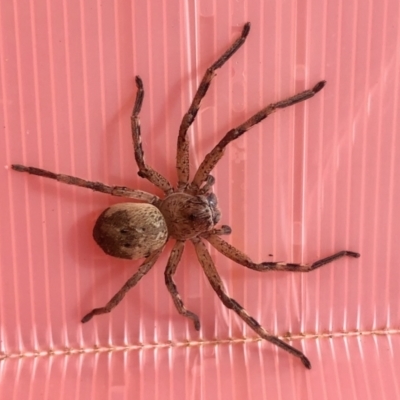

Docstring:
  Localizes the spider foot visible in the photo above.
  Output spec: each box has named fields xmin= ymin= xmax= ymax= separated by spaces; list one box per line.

xmin=12 ymin=164 xmax=28 ymax=172
xmin=345 ymin=251 xmax=360 ymax=258
xmin=81 ymin=312 xmax=94 ymax=323
xmin=193 ymin=317 xmax=201 ymax=331
xmin=81 ymin=305 xmax=115 ymax=323
xmin=301 ymin=355 xmax=312 ymax=369
xmin=312 ymin=80 xmax=327 ymax=93
xmin=183 ymin=310 xmax=201 ymax=331
xmin=242 ymin=22 xmax=251 ymax=37
xmin=135 ymin=75 xmax=143 ymax=89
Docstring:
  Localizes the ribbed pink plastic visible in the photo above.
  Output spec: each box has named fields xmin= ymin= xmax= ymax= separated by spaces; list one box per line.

xmin=1 ymin=0 xmax=400 ymax=399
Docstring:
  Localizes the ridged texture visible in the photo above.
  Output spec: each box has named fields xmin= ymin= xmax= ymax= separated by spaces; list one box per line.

xmin=1 ymin=0 xmax=399 ymax=398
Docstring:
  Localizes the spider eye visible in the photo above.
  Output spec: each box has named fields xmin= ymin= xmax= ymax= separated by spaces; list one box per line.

xmin=207 ymin=193 xmax=218 ymax=207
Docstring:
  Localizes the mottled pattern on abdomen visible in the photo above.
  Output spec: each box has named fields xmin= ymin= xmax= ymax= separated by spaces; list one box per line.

xmin=93 ymin=203 xmax=168 ymax=260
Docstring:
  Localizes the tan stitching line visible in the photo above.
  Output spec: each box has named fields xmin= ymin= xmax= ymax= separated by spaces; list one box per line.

xmin=0 ymin=328 xmax=398 ymax=361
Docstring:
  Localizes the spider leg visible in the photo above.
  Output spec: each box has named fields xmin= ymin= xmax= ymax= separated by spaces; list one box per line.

xmin=131 ymin=76 xmax=174 ymax=195
xmin=191 ymin=81 xmax=326 ymax=189
xmin=203 ymin=234 xmax=360 ymax=272
xmin=11 ymin=164 xmax=160 ymax=204
xmin=191 ymin=237 xmax=311 ymax=369
xmin=176 ymin=22 xmax=251 ymax=190
xmin=164 ymin=240 xmax=201 ymax=330
xmin=81 ymin=248 xmax=163 ymax=323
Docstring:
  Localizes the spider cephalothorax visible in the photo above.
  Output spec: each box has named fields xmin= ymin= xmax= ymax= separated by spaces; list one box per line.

xmin=159 ymin=192 xmax=221 ymax=240
xmin=12 ymin=22 xmax=359 ymax=369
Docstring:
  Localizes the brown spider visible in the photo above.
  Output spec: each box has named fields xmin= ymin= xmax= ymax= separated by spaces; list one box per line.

xmin=12 ymin=22 xmax=359 ymax=369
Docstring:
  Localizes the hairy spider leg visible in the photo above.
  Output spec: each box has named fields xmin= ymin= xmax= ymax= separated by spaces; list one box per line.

xmin=191 ymin=81 xmax=326 ymax=189
xmin=176 ymin=22 xmax=251 ymax=191
xmin=203 ymin=234 xmax=360 ymax=272
xmin=81 ymin=248 xmax=163 ymax=323
xmin=164 ymin=226 xmax=231 ymax=329
xmin=11 ymin=164 xmax=159 ymax=204
xmin=192 ymin=237 xmax=312 ymax=369
xmin=164 ymin=240 xmax=201 ymax=330
xmin=131 ymin=76 xmax=174 ymax=194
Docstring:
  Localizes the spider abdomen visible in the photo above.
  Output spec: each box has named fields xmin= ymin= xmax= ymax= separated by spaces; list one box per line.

xmin=93 ymin=203 xmax=168 ymax=260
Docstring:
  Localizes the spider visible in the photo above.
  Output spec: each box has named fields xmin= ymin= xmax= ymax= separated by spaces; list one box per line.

xmin=12 ymin=22 xmax=359 ymax=369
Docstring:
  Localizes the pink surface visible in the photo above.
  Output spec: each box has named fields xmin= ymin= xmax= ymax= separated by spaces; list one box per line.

xmin=1 ymin=0 xmax=400 ymax=399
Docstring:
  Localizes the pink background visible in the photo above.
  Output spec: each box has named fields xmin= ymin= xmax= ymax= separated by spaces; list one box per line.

xmin=1 ymin=0 xmax=400 ymax=399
